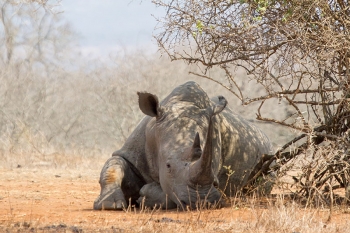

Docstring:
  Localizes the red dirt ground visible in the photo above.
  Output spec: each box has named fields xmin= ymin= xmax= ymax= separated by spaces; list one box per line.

xmin=1 ymin=168 xmax=349 ymax=232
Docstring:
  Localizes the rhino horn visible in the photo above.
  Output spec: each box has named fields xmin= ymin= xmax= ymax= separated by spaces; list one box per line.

xmin=190 ymin=133 xmax=202 ymax=161
xmin=190 ymin=116 xmax=215 ymax=185
xmin=190 ymin=96 xmax=227 ymax=185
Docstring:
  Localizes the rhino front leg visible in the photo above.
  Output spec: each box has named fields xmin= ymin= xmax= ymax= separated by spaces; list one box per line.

xmin=137 ymin=182 xmax=177 ymax=209
xmin=94 ymin=156 xmax=145 ymax=210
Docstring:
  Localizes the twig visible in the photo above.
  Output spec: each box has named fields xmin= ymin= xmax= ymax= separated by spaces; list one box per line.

xmin=189 ymin=71 xmax=243 ymax=101
xmin=243 ymin=87 xmax=340 ymax=105
xmin=326 ymin=182 xmax=333 ymax=223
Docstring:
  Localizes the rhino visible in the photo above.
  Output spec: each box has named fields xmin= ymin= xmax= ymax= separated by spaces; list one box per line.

xmin=94 ymin=81 xmax=273 ymax=210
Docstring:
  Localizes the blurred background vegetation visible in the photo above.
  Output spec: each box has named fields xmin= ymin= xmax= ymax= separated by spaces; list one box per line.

xmin=0 ymin=1 xmax=293 ymax=170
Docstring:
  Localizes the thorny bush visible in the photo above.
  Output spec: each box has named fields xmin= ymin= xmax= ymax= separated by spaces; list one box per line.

xmin=153 ymin=0 xmax=350 ymax=204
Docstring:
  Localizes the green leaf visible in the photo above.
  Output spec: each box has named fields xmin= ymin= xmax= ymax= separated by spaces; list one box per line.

xmin=192 ymin=31 xmax=197 ymax=38
xmin=196 ymin=19 xmax=204 ymax=34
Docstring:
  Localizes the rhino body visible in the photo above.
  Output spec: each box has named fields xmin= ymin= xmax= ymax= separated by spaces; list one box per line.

xmin=94 ymin=81 xmax=273 ymax=210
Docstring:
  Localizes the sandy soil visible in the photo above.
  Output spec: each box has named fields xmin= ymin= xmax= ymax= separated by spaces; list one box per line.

xmin=1 ymin=167 xmax=349 ymax=232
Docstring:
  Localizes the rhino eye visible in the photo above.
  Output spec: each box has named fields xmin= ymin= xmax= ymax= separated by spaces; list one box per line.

xmin=166 ymin=163 xmax=171 ymax=169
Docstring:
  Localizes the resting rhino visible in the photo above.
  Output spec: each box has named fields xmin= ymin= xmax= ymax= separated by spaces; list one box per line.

xmin=94 ymin=81 xmax=273 ymax=210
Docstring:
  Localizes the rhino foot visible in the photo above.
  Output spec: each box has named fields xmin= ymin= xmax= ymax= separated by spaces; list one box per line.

xmin=93 ymin=188 xmax=127 ymax=210
xmin=94 ymin=199 xmax=126 ymax=210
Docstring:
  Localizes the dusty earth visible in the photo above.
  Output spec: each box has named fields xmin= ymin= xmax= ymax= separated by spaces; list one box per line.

xmin=1 ymin=167 xmax=350 ymax=232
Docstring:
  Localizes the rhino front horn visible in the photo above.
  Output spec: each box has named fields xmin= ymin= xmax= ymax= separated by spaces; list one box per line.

xmin=190 ymin=133 xmax=202 ymax=162
xmin=189 ymin=119 xmax=216 ymax=185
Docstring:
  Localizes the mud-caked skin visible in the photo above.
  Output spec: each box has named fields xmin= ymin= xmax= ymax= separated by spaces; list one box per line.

xmin=94 ymin=81 xmax=273 ymax=210
xmin=94 ymin=156 xmax=145 ymax=210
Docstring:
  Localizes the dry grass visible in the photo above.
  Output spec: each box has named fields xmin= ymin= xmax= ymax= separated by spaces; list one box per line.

xmin=1 ymin=167 xmax=349 ymax=233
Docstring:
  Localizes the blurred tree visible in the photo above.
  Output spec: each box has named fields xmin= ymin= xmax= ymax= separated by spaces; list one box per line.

xmin=154 ymin=0 xmax=350 ymax=201
xmin=0 ymin=0 xmax=75 ymax=73
xmin=0 ymin=0 xmax=82 ymax=167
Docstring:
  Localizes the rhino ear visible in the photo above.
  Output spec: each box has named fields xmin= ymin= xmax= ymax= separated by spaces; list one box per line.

xmin=212 ymin=95 xmax=227 ymax=115
xmin=137 ymin=92 xmax=161 ymax=117
xmin=190 ymin=132 xmax=202 ymax=161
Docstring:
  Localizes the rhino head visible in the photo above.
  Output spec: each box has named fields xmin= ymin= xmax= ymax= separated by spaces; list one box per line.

xmin=138 ymin=82 xmax=227 ymax=209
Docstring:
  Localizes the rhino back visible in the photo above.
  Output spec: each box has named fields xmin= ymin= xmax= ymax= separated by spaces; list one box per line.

xmin=161 ymin=81 xmax=211 ymax=109
xmin=218 ymin=107 xmax=273 ymax=192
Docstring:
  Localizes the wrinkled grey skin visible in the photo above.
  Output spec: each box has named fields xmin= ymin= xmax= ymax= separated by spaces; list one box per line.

xmin=94 ymin=81 xmax=273 ymax=210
